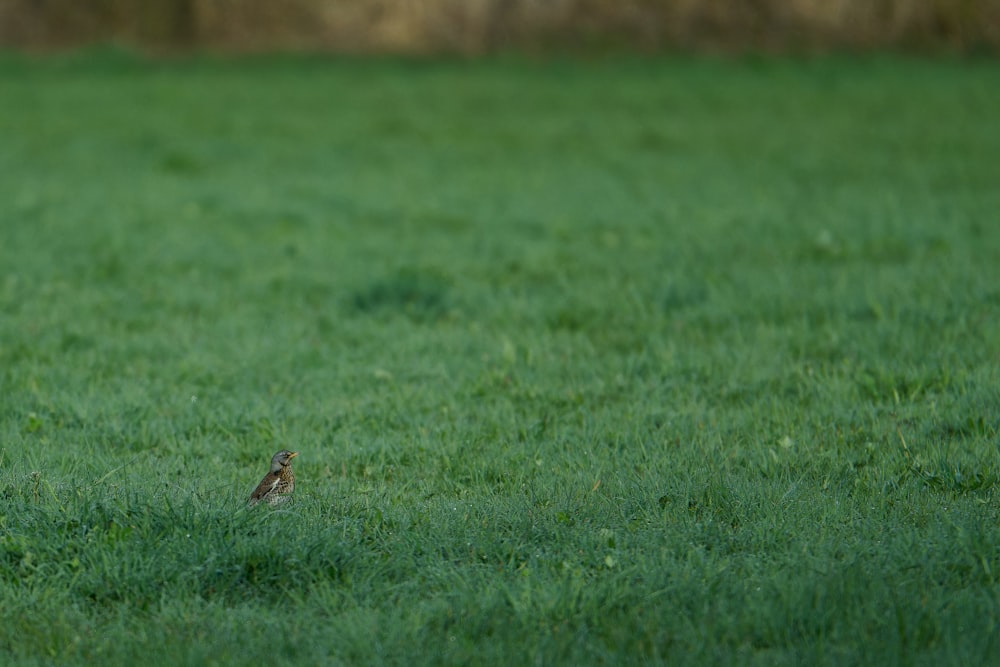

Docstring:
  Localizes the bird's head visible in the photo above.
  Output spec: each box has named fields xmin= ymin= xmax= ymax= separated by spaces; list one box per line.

xmin=270 ymin=449 xmax=299 ymax=473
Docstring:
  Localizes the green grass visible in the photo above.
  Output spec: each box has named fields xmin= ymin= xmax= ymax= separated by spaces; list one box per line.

xmin=1 ymin=51 xmax=1000 ymax=665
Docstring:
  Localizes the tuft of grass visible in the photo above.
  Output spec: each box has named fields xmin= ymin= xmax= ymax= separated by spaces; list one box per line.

xmin=350 ymin=267 xmax=454 ymax=322
xmin=0 ymin=53 xmax=999 ymax=665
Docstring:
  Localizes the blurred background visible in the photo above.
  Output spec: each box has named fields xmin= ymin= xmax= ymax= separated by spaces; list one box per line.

xmin=2 ymin=0 xmax=998 ymax=54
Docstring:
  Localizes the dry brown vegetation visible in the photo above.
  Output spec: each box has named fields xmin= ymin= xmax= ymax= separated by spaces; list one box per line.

xmin=1 ymin=0 xmax=998 ymax=53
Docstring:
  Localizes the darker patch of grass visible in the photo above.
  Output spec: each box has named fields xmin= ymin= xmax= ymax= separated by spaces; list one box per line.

xmin=348 ymin=268 xmax=453 ymax=322
xmin=662 ymin=281 xmax=709 ymax=312
xmin=158 ymin=151 xmax=204 ymax=175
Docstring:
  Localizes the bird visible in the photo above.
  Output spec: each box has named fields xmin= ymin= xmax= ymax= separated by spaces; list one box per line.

xmin=248 ymin=449 xmax=298 ymax=506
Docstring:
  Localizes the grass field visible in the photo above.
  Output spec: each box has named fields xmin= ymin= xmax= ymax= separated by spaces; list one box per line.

xmin=1 ymin=51 xmax=999 ymax=665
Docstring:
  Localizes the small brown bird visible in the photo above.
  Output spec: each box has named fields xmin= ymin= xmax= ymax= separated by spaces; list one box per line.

xmin=248 ymin=449 xmax=298 ymax=506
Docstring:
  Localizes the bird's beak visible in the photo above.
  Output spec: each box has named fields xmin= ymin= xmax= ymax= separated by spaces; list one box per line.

xmin=288 ymin=451 xmax=299 ymax=459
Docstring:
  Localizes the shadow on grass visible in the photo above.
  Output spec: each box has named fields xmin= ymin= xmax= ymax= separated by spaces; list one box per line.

xmin=348 ymin=268 xmax=453 ymax=323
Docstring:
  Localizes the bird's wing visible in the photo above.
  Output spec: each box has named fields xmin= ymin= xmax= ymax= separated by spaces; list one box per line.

xmin=249 ymin=473 xmax=281 ymax=504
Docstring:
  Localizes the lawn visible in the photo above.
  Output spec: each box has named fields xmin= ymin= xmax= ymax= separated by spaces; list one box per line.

xmin=1 ymin=51 xmax=999 ymax=665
